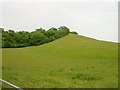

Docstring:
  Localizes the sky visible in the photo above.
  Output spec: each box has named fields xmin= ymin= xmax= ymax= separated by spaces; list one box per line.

xmin=0 ymin=0 xmax=119 ymax=42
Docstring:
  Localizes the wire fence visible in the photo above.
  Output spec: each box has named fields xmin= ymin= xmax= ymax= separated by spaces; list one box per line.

xmin=0 ymin=79 xmax=23 ymax=90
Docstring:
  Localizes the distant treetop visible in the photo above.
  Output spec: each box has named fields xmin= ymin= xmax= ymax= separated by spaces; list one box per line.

xmin=1 ymin=26 xmax=78 ymax=48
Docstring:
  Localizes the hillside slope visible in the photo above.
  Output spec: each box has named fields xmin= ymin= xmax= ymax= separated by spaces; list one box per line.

xmin=2 ymin=34 xmax=118 ymax=88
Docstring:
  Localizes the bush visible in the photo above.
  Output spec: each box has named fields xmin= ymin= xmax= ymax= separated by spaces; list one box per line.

xmin=2 ymin=26 xmax=74 ymax=48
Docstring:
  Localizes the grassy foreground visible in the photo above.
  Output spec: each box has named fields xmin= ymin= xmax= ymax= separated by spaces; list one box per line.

xmin=2 ymin=34 xmax=118 ymax=88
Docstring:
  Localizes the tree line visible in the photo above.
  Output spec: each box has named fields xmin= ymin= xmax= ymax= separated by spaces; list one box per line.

xmin=0 ymin=26 xmax=78 ymax=48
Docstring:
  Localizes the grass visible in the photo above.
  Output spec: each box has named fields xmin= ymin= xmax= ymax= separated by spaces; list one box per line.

xmin=2 ymin=34 xmax=118 ymax=88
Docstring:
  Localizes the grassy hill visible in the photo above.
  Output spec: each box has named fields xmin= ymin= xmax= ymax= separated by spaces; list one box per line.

xmin=2 ymin=34 xmax=118 ymax=88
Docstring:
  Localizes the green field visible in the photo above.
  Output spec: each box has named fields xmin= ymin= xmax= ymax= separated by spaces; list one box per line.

xmin=2 ymin=34 xmax=118 ymax=88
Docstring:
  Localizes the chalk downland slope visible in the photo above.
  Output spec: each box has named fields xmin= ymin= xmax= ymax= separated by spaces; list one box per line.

xmin=2 ymin=34 xmax=118 ymax=88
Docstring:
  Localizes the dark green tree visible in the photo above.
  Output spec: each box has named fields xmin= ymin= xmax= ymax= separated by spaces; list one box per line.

xmin=2 ymin=26 xmax=77 ymax=48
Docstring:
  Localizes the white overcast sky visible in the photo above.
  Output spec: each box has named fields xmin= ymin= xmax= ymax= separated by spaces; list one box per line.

xmin=0 ymin=0 xmax=119 ymax=42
